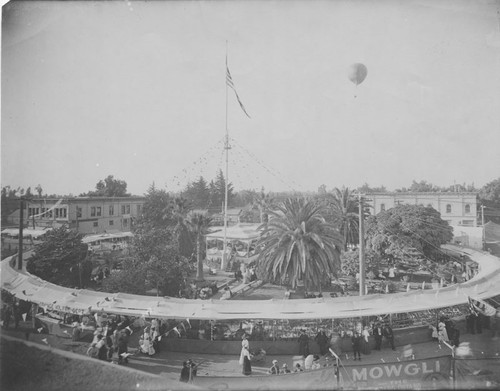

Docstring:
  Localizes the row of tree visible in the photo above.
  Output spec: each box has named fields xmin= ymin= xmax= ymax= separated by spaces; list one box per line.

xmin=26 ymin=184 xmax=455 ymax=296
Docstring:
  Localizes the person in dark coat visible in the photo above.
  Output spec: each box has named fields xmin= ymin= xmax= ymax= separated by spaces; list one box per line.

xmin=450 ymin=325 xmax=460 ymax=347
xmin=298 ymin=329 xmax=310 ymax=357
xmin=383 ymin=324 xmax=396 ymax=350
xmin=2 ymin=304 xmax=12 ymax=329
xmin=117 ymin=331 xmax=129 ymax=364
xmin=180 ymin=361 xmax=190 ymax=382
xmin=315 ymin=329 xmax=330 ymax=356
xmin=373 ymin=323 xmax=383 ymax=350
xmin=240 ymin=347 xmax=252 ymax=376
xmin=351 ymin=331 xmax=362 ymax=361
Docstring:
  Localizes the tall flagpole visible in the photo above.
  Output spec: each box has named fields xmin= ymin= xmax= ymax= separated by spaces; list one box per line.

xmin=222 ymin=41 xmax=230 ymax=271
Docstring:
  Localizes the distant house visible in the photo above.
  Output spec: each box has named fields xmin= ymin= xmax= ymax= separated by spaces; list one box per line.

xmin=212 ymin=208 xmax=243 ymax=226
xmin=9 ymin=196 xmax=145 ymax=235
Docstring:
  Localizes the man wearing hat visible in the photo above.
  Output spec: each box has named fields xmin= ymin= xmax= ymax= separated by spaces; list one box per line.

xmin=269 ymin=359 xmax=280 ymax=374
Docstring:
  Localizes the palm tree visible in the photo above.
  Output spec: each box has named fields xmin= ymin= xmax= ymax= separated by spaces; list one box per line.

xmin=187 ymin=212 xmax=213 ymax=281
xmin=253 ymin=189 xmax=274 ymax=224
xmin=326 ymin=187 xmax=360 ymax=251
xmin=257 ymin=198 xmax=344 ymax=292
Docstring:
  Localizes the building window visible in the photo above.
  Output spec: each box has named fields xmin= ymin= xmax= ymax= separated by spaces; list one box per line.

xmin=136 ymin=204 xmax=142 ymax=214
xmin=380 ymin=204 xmax=385 ymax=212
xmin=461 ymin=220 xmax=474 ymax=226
xmin=93 ymin=222 xmax=98 ymax=227
xmin=109 ymin=220 xmax=114 ymax=226
xmin=91 ymin=207 xmax=96 ymax=217
xmin=121 ymin=205 xmax=130 ymax=215
xmin=446 ymin=204 xmax=452 ymax=213
xmin=55 ymin=208 xmax=66 ymax=218
xmin=126 ymin=205 xmax=130 ymax=214
xmin=121 ymin=205 xmax=125 ymax=214
xmin=96 ymin=207 xmax=102 ymax=217
xmin=123 ymin=218 xmax=128 ymax=227
xmin=109 ymin=205 xmax=114 ymax=216
xmin=77 ymin=207 xmax=82 ymax=218
xmin=465 ymin=204 xmax=471 ymax=214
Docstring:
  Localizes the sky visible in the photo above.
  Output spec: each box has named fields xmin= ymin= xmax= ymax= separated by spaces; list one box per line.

xmin=2 ymin=0 xmax=500 ymax=197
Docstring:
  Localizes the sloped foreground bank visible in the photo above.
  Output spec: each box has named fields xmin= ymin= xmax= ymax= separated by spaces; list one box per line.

xmin=0 ymin=335 xmax=198 ymax=391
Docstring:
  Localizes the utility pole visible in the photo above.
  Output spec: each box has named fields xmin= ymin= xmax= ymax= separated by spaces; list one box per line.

xmin=481 ymin=205 xmax=485 ymax=250
xmin=17 ymin=198 xmax=25 ymax=270
xmin=359 ymin=193 xmax=365 ymax=296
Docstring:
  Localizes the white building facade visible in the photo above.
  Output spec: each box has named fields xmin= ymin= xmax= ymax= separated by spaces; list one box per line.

xmin=365 ymin=192 xmax=479 ymax=227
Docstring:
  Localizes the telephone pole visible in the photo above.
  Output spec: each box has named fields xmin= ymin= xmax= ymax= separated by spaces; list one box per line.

xmin=481 ymin=205 xmax=485 ymax=250
xmin=359 ymin=193 xmax=365 ymax=296
xmin=17 ymin=198 xmax=25 ymax=270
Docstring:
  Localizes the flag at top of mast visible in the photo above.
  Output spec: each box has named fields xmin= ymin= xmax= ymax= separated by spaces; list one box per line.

xmin=226 ymin=56 xmax=251 ymax=118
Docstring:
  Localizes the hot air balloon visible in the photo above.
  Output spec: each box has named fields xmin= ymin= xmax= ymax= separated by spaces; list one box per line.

xmin=348 ymin=63 xmax=368 ymax=86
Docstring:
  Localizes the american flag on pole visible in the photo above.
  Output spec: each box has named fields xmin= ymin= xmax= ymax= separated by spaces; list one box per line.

xmin=226 ymin=59 xmax=251 ymax=118
xmin=468 ymin=296 xmax=497 ymax=317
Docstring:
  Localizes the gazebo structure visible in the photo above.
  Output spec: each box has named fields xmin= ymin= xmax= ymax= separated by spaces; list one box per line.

xmin=205 ymin=223 xmax=261 ymax=268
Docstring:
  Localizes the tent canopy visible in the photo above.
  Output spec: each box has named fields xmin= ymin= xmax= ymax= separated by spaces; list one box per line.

xmin=205 ymin=224 xmax=261 ymax=242
xmin=82 ymin=231 xmax=133 ymax=244
xmin=1 ymin=228 xmax=51 ymax=238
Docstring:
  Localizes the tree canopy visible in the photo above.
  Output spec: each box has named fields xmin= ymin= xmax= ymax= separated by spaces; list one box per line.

xmin=80 ymin=175 xmax=130 ymax=197
xmin=102 ymin=185 xmax=193 ymax=296
xmin=479 ymin=177 xmax=500 ymax=224
xmin=365 ymin=204 xmax=453 ymax=261
xmin=27 ymin=226 xmax=91 ymax=288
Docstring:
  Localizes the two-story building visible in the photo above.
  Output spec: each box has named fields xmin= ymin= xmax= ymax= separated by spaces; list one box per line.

xmin=365 ymin=192 xmax=479 ymax=227
xmin=365 ymin=192 xmax=482 ymax=249
xmin=23 ymin=196 xmax=145 ymax=235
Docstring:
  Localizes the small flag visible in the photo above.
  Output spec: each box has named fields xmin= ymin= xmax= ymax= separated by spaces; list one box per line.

xmin=120 ymin=352 xmax=132 ymax=358
xmin=381 ymin=358 xmax=385 ymax=363
xmin=468 ymin=296 xmax=496 ymax=317
xmin=226 ymin=60 xmax=251 ymax=118
xmin=126 ymin=326 xmax=133 ymax=334
xmin=22 ymin=313 xmax=27 ymax=322
xmin=158 ymin=336 xmax=162 ymax=341
xmin=42 ymin=338 xmax=48 ymax=344
xmin=173 ymin=327 xmax=181 ymax=336
xmin=186 ymin=318 xmax=191 ymax=328
xmin=37 ymin=327 xmax=43 ymax=333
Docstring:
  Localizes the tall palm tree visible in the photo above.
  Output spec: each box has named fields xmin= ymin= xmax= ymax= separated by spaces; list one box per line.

xmin=253 ymin=189 xmax=274 ymax=224
xmin=257 ymin=198 xmax=344 ymax=292
xmin=187 ymin=212 xmax=213 ymax=281
xmin=326 ymin=187 xmax=360 ymax=251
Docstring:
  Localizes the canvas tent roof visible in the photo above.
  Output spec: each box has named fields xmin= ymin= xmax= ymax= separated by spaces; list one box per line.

xmin=2 ymin=245 xmax=499 ymax=320
xmin=205 ymin=223 xmax=261 ymax=241
xmin=1 ymin=228 xmax=51 ymax=238
xmin=82 ymin=231 xmax=133 ymax=244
